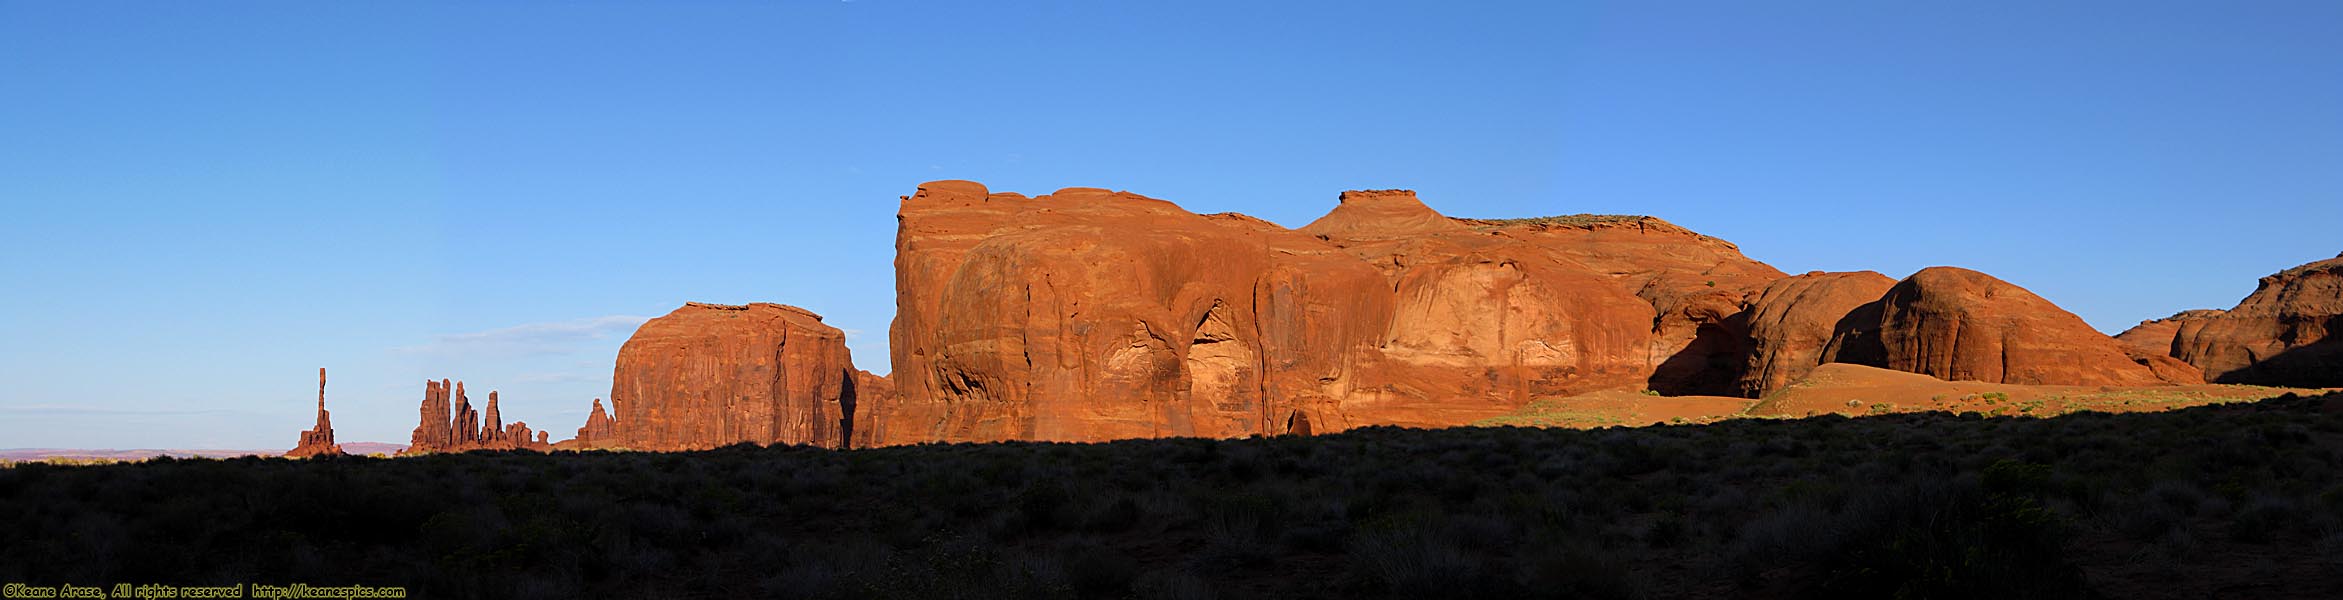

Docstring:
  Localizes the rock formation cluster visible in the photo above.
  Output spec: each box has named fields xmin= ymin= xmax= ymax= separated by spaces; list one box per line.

xmin=284 ymin=368 xmax=342 ymax=458
xmin=307 ymin=181 xmax=2339 ymax=453
xmin=404 ymin=379 xmax=551 ymax=454
xmin=866 ymin=181 xmax=2221 ymax=444
xmin=385 ymin=303 xmax=878 ymax=454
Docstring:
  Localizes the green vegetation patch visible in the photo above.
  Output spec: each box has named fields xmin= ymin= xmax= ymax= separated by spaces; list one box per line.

xmin=1461 ymin=213 xmax=1647 ymax=228
xmin=1470 ymin=398 xmax=1630 ymax=428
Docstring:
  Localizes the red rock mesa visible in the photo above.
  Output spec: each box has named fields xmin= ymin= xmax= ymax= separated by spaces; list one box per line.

xmin=600 ymin=302 xmax=868 ymax=451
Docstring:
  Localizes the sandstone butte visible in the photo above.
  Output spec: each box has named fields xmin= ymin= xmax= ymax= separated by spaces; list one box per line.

xmin=284 ymin=367 xmax=342 ymax=458
xmin=323 ymin=182 xmax=2335 ymax=453
xmin=580 ymin=302 xmax=877 ymax=451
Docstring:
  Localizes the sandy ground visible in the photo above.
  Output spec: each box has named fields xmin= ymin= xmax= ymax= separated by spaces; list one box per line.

xmin=1481 ymin=363 xmax=2335 ymax=428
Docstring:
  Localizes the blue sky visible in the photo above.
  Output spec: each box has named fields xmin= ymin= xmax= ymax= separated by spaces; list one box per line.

xmin=2 ymin=1 xmax=2337 ymax=449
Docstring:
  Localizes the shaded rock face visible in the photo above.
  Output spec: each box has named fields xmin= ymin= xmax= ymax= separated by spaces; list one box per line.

xmin=2174 ymin=254 xmax=2343 ymax=386
xmin=2109 ymin=310 xmax=2221 ymax=386
xmin=1436 ymin=213 xmax=1787 ymax=396
xmin=404 ymin=380 xmax=553 ymax=454
xmin=2116 ymin=309 xmax=2228 ymax=358
xmin=450 ymin=382 xmax=479 ymax=448
xmin=2130 ymin=353 xmax=2207 ymax=386
xmin=608 ymin=302 xmax=862 ymax=450
xmin=878 ymin=181 xmax=1784 ymax=444
xmin=1736 ymin=271 xmax=1897 ymax=396
xmin=285 ymin=367 xmax=342 ymax=458
xmin=846 ymin=370 xmax=893 ymax=450
xmin=410 ymin=379 xmax=452 ymax=451
xmin=1825 ymin=267 xmax=2169 ymax=386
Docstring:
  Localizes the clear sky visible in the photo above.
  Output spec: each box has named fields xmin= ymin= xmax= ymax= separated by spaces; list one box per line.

xmin=3 ymin=1 xmax=2338 ymax=450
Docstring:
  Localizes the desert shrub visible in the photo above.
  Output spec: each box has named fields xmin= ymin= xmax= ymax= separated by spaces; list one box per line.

xmin=2154 ymin=525 xmax=2206 ymax=561
xmin=858 ymin=537 xmax=1075 ymax=600
xmin=1198 ymin=492 xmax=1279 ymax=567
xmin=1834 ymin=473 xmax=2084 ymax=597
xmin=1345 ymin=512 xmax=1497 ymax=597
xmin=2229 ymin=494 xmax=2307 ymax=543
xmin=1013 ymin=480 xmax=1076 ymax=532
xmin=1131 ymin=569 xmax=1217 ymax=600
xmin=1724 ymin=476 xmax=2090 ymax=598
xmin=1643 ymin=513 xmax=1689 ymax=548
xmin=2113 ymin=494 xmax=2190 ymax=541
xmin=1513 ymin=541 xmax=1645 ymax=600
xmin=4 ymin=393 xmax=2342 ymax=597
xmin=1057 ymin=545 xmax=1134 ymax=597
xmin=1722 ymin=502 xmax=1836 ymax=576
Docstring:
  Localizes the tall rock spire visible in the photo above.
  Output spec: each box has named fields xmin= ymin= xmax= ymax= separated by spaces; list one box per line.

xmin=575 ymin=398 xmax=616 ymax=447
xmin=483 ymin=391 xmax=503 ymax=443
xmin=286 ymin=367 xmax=343 ymax=458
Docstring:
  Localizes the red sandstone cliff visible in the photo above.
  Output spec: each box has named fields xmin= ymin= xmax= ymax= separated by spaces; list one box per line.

xmin=1299 ymin=190 xmax=1707 ymax=419
xmin=876 ymin=182 xmax=1397 ymax=442
xmin=877 ymin=182 xmax=1789 ymax=444
xmin=1438 ymin=211 xmax=1787 ymax=396
xmin=875 ymin=182 xmax=2230 ymax=446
